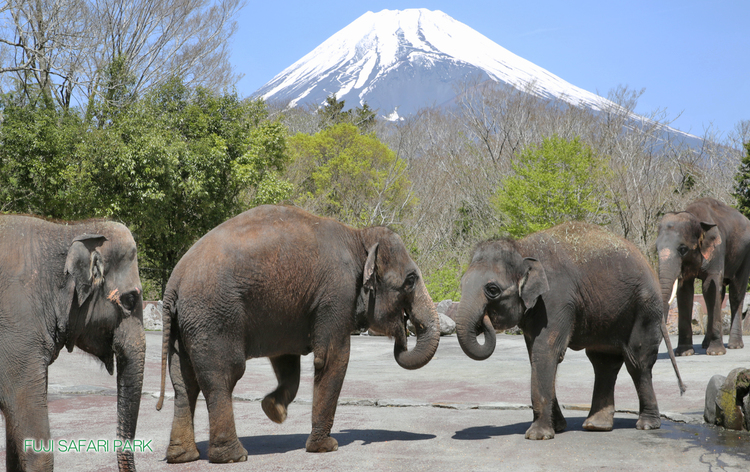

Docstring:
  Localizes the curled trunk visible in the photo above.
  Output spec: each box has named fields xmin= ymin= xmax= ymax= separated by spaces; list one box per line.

xmin=394 ymin=280 xmax=440 ymax=370
xmin=456 ymin=295 xmax=496 ymax=361
xmin=113 ymin=313 xmax=146 ymax=471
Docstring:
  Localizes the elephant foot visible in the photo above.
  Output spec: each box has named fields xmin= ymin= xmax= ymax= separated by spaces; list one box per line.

xmin=166 ymin=441 xmax=200 ymax=464
xmin=636 ymin=415 xmax=661 ymax=430
xmin=674 ymin=345 xmax=695 ymax=357
xmin=524 ymin=422 xmax=555 ymax=440
xmin=306 ymin=435 xmax=338 ymax=453
xmin=208 ymin=440 xmax=248 ymax=464
xmin=727 ymin=337 xmax=744 ymax=349
xmin=262 ymin=395 xmax=288 ymax=424
xmin=582 ymin=410 xmax=614 ymax=432
xmin=706 ymin=341 xmax=727 ymax=356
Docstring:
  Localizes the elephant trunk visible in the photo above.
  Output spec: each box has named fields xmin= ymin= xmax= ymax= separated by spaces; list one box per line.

xmin=394 ymin=279 xmax=440 ymax=370
xmin=659 ymin=258 xmax=682 ymax=321
xmin=455 ymin=294 xmax=496 ymax=361
xmin=113 ymin=312 xmax=146 ymax=472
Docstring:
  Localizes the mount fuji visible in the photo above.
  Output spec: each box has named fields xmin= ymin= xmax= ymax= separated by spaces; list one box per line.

xmin=254 ymin=8 xmax=615 ymax=120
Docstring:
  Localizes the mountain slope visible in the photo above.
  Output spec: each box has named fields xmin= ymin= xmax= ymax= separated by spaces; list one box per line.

xmin=254 ymin=8 xmax=613 ymax=119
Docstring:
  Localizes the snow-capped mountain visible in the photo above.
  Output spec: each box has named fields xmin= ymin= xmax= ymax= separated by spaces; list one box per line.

xmin=254 ymin=8 xmax=613 ymax=119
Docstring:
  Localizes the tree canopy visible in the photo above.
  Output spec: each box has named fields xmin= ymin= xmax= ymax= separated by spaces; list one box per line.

xmin=493 ymin=134 xmax=611 ymax=238
xmin=0 ymin=77 xmax=291 ymax=296
xmin=286 ymin=122 xmax=412 ymax=228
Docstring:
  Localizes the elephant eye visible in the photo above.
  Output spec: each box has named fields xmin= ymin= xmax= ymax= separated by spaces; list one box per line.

xmin=120 ymin=290 xmax=140 ymax=312
xmin=484 ymin=283 xmax=502 ymax=300
xmin=677 ymin=245 xmax=689 ymax=256
xmin=403 ymin=272 xmax=418 ymax=292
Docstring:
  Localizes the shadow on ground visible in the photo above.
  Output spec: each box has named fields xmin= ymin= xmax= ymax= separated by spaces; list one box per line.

xmin=452 ymin=417 xmax=639 ymax=440
xmin=196 ymin=429 xmax=436 ymax=456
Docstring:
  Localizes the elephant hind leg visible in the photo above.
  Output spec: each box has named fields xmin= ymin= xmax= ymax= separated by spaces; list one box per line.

xmin=623 ymin=350 xmax=660 ymax=430
xmin=727 ymin=273 xmax=749 ymax=349
xmin=583 ymin=350 xmax=623 ymax=432
xmin=166 ymin=336 xmax=201 ymax=464
xmin=195 ymin=344 xmax=248 ymax=464
xmin=263 ymin=354 xmax=301 ymax=424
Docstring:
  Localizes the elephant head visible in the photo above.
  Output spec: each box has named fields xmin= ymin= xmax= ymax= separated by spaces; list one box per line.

xmin=360 ymin=227 xmax=440 ymax=370
xmin=455 ymin=240 xmax=549 ymax=360
xmin=655 ymin=212 xmax=720 ymax=311
xmin=64 ymin=225 xmax=146 ymax=471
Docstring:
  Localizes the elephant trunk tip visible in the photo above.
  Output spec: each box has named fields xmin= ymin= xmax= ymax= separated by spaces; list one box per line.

xmin=457 ymin=314 xmax=497 ymax=361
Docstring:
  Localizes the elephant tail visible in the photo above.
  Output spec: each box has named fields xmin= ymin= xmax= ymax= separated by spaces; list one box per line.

xmin=156 ymin=288 xmax=177 ymax=411
xmin=660 ymin=319 xmax=687 ymax=395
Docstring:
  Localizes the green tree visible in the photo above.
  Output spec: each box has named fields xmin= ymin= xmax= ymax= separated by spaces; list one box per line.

xmin=317 ymin=94 xmax=377 ymax=133
xmin=287 ymin=122 xmax=411 ymax=227
xmin=71 ymin=78 xmax=292 ymax=294
xmin=493 ymin=134 xmax=610 ymax=237
xmin=0 ymin=92 xmax=83 ymax=217
xmin=424 ymin=259 xmax=463 ymax=302
xmin=734 ymin=142 xmax=750 ymax=219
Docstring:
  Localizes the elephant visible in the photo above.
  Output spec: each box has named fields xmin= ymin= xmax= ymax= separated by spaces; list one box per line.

xmin=455 ymin=222 xmax=684 ymax=440
xmin=656 ymin=197 xmax=750 ymax=356
xmin=155 ymin=205 xmax=440 ymax=463
xmin=0 ymin=215 xmax=145 ymax=471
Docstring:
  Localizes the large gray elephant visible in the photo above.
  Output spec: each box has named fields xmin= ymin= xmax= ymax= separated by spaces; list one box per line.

xmin=455 ymin=222 xmax=683 ymax=440
xmin=156 ymin=205 xmax=440 ymax=464
xmin=0 ymin=215 xmax=145 ymax=471
xmin=656 ymin=197 xmax=750 ymax=356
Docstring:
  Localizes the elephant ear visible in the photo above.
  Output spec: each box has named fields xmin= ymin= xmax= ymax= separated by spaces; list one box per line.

xmin=518 ymin=257 xmax=549 ymax=310
xmin=699 ymin=222 xmax=721 ymax=261
xmin=363 ymin=243 xmax=379 ymax=292
xmin=65 ymin=233 xmax=108 ymax=305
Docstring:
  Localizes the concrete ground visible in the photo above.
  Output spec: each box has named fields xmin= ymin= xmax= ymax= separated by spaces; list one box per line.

xmin=1 ymin=331 xmax=749 ymax=471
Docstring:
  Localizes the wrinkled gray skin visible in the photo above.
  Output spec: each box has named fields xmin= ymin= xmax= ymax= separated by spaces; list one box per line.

xmin=656 ymin=198 xmax=750 ymax=356
xmin=156 ymin=205 xmax=440 ymax=464
xmin=0 ymin=215 xmax=145 ymax=472
xmin=456 ymin=222 xmax=684 ymax=440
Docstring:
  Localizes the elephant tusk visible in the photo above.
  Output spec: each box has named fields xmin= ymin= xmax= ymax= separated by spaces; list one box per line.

xmin=668 ymin=279 xmax=679 ymax=305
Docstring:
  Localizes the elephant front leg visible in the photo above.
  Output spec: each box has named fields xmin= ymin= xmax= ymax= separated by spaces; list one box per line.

xmin=263 ymin=355 xmax=301 ymax=424
xmin=675 ymin=279 xmax=696 ymax=356
xmin=166 ymin=339 xmax=201 ymax=464
xmin=307 ymin=340 xmax=350 ymax=452
xmin=525 ymin=340 xmax=563 ymax=440
xmin=702 ymin=278 xmax=727 ymax=355
xmin=583 ymin=350 xmax=623 ymax=431
xmin=3 ymin=366 xmax=54 ymax=471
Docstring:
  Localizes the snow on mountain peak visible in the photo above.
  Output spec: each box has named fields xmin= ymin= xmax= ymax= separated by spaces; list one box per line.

xmin=255 ymin=9 xmax=612 ymax=116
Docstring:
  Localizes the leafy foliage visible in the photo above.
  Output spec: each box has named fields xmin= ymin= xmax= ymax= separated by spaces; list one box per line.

xmin=317 ymin=94 xmax=377 ymax=133
xmin=0 ymin=94 xmax=83 ymax=216
xmin=493 ymin=134 xmax=611 ymax=238
xmin=71 ymin=79 xmax=292 ymax=292
xmin=734 ymin=142 xmax=750 ymax=219
xmin=424 ymin=259 xmax=463 ymax=302
xmin=1 ymin=78 xmax=291 ymax=296
xmin=287 ymin=123 xmax=412 ymax=227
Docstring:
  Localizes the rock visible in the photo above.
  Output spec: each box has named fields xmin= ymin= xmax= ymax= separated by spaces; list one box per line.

xmin=704 ymin=374 xmax=726 ymax=425
xmin=709 ymin=368 xmax=750 ymax=431
xmin=445 ymin=301 xmax=460 ymax=322
xmin=406 ymin=312 xmax=456 ymax=336
xmin=142 ymin=301 xmax=163 ymax=331
xmin=436 ymin=299 xmax=454 ymax=315
xmin=439 ymin=313 xmax=456 ymax=336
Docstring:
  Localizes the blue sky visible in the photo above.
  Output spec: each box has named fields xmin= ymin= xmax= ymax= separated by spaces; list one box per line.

xmin=230 ymin=1 xmax=748 ymax=138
